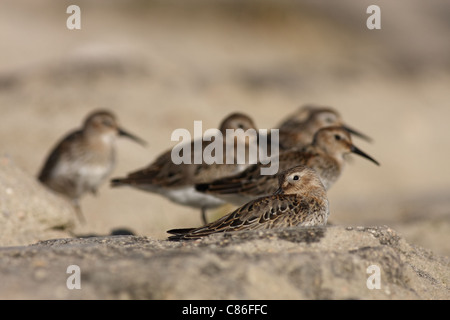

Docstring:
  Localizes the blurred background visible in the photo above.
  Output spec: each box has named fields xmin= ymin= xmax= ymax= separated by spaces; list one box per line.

xmin=1 ymin=0 xmax=449 ymax=255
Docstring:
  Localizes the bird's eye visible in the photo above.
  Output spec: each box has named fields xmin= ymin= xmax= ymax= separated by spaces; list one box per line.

xmin=293 ymin=175 xmax=299 ymax=181
xmin=334 ymin=134 xmax=341 ymax=141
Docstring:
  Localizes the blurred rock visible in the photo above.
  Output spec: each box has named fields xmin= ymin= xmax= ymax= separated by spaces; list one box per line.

xmin=0 ymin=226 xmax=447 ymax=299
xmin=0 ymin=155 xmax=75 ymax=246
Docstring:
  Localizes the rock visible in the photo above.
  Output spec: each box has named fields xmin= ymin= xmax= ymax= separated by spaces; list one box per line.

xmin=0 ymin=155 xmax=76 ymax=246
xmin=0 ymin=226 xmax=447 ymax=299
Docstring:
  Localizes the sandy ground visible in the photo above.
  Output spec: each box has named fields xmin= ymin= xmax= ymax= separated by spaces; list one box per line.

xmin=1 ymin=1 xmax=449 ymax=255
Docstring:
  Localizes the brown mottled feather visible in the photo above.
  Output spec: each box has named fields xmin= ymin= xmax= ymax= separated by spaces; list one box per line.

xmin=168 ymin=165 xmax=329 ymax=240
xmin=38 ymin=110 xmax=145 ymax=218
xmin=195 ymin=126 xmax=378 ymax=206
xmin=111 ymin=112 xmax=258 ymax=190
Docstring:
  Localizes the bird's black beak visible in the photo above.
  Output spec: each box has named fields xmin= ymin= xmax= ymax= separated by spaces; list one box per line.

xmin=342 ymin=125 xmax=373 ymax=143
xmin=350 ymin=145 xmax=380 ymax=166
xmin=118 ymin=128 xmax=147 ymax=147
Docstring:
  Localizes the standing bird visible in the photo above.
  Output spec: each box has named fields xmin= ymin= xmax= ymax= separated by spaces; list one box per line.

xmin=195 ymin=126 xmax=379 ymax=206
xmin=276 ymin=105 xmax=373 ymax=151
xmin=111 ymin=112 xmax=258 ymax=224
xmin=38 ymin=109 xmax=147 ymax=223
xmin=167 ymin=165 xmax=329 ymax=240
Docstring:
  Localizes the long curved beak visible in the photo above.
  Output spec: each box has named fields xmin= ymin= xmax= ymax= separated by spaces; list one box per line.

xmin=342 ymin=124 xmax=373 ymax=143
xmin=350 ymin=145 xmax=380 ymax=166
xmin=118 ymin=128 xmax=147 ymax=147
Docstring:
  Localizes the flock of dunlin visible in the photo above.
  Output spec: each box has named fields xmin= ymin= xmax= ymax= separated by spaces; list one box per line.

xmin=37 ymin=105 xmax=379 ymax=241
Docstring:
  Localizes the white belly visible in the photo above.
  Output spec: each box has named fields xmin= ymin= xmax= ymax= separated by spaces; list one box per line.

xmin=131 ymin=184 xmax=226 ymax=209
xmin=162 ymin=186 xmax=226 ymax=209
xmin=78 ymin=165 xmax=112 ymax=189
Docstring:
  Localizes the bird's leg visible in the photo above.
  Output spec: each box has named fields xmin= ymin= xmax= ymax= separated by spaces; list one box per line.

xmin=201 ymin=207 xmax=208 ymax=225
xmin=90 ymin=187 xmax=98 ymax=197
xmin=72 ymin=199 xmax=87 ymax=225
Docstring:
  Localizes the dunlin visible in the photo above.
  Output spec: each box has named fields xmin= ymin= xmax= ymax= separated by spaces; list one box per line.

xmin=195 ymin=126 xmax=379 ymax=206
xmin=38 ymin=109 xmax=146 ymax=223
xmin=111 ymin=112 xmax=258 ymax=224
xmin=276 ymin=105 xmax=372 ymax=151
xmin=167 ymin=165 xmax=329 ymax=240
xmin=277 ymin=104 xmax=324 ymax=131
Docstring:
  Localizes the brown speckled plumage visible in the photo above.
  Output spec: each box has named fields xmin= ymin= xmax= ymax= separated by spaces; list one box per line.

xmin=195 ymin=126 xmax=379 ymax=206
xmin=276 ymin=105 xmax=372 ymax=151
xmin=110 ymin=112 xmax=258 ymax=224
xmin=168 ymin=165 xmax=329 ymax=240
xmin=38 ymin=110 xmax=146 ymax=222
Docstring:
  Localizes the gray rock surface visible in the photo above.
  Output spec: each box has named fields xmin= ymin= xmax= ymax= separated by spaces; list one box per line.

xmin=0 ymin=226 xmax=448 ymax=299
xmin=0 ymin=155 xmax=76 ymax=247
xmin=0 ymin=156 xmax=448 ymax=300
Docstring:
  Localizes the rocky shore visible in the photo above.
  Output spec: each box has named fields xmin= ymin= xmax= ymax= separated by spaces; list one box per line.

xmin=1 ymin=225 xmax=448 ymax=299
xmin=0 ymin=156 xmax=448 ymax=299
